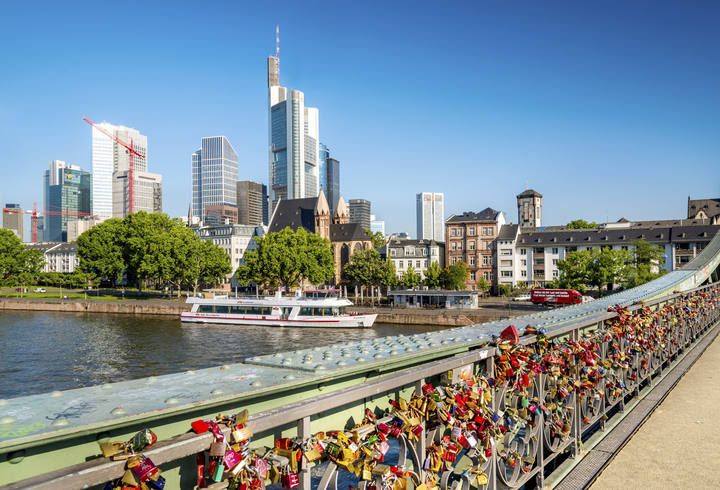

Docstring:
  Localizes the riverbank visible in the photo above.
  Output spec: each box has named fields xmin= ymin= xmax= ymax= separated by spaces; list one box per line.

xmin=0 ymin=297 xmax=186 ymax=316
xmin=0 ymin=297 xmax=531 ymax=326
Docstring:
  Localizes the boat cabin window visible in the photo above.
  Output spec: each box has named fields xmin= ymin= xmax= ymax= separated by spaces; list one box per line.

xmin=198 ymin=305 xmax=272 ymax=315
xmin=298 ymin=306 xmax=347 ymax=316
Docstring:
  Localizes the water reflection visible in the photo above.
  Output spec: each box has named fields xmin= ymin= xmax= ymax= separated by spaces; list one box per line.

xmin=0 ymin=311 xmax=447 ymax=398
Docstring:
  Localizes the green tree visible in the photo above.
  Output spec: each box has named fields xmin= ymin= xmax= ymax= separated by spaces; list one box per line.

xmin=476 ymin=276 xmax=489 ymax=293
xmin=366 ymin=230 xmax=387 ymax=251
xmin=423 ymin=261 xmax=443 ymax=289
xmin=343 ymin=248 xmax=388 ymax=288
xmin=442 ymin=262 xmax=469 ymax=290
xmin=77 ymin=218 xmax=126 ymax=286
xmin=236 ymin=227 xmax=334 ymax=291
xmin=557 ymin=250 xmax=593 ymax=291
xmin=401 ymin=266 xmax=421 ymax=288
xmin=558 ymin=248 xmax=633 ymax=295
xmin=626 ymin=239 xmax=666 ymax=287
xmin=384 ymin=259 xmax=399 ymax=289
xmin=0 ymin=229 xmax=43 ymax=286
xmin=566 ymin=219 xmax=598 ymax=229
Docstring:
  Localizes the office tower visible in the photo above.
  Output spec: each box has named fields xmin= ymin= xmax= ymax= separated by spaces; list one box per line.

xmin=90 ymin=122 xmax=147 ymax=220
xmin=349 ymin=199 xmax=371 ymax=230
xmin=237 ymin=180 xmax=268 ymax=226
xmin=43 ymin=161 xmax=92 ymax=242
xmin=192 ymin=136 xmax=239 ymax=226
xmin=267 ymin=30 xmax=320 ymax=212
xmin=113 ymin=170 xmax=162 ymax=217
xmin=517 ymin=189 xmax=542 ymax=228
xmin=416 ymin=192 xmax=445 ymax=242
xmin=317 ymin=143 xmax=341 ymax=217
xmin=370 ymin=214 xmax=385 ymax=235
xmin=2 ymin=204 xmax=24 ymax=240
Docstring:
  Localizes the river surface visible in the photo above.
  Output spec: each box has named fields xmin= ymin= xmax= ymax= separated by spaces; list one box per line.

xmin=0 ymin=311 xmax=449 ymax=399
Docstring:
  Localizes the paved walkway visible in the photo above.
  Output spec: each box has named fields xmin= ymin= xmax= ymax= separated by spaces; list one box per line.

xmin=592 ymin=333 xmax=720 ymax=489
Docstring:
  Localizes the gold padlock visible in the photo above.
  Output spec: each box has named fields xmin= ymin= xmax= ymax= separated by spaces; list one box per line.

xmin=232 ymin=426 xmax=254 ymax=443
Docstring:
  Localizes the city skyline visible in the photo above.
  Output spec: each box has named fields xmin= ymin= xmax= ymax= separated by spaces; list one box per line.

xmin=1 ymin=1 xmax=719 ymax=235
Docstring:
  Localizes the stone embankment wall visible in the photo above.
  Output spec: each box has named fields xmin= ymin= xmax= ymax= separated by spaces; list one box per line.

xmin=0 ymin=299 xmax=186 ymax=316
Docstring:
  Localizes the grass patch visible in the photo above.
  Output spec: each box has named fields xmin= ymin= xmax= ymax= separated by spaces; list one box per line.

xmin=0 ymin=292 xmax=121 ymax=301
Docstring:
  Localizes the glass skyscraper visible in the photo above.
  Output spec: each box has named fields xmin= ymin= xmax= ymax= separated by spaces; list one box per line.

xmin=90 ymin=122 xmax=147 ymax=220
xmin=192 ymin=136 xmax=239 ymax=225
xmin=43 ymin=161 xmax=92 ymax=242
xmin=267 ymin=49 xmax=320 ymax=212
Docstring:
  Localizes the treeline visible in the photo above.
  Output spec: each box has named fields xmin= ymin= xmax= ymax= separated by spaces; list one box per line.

xmin=78 ymin=212 xmax=231 ymax=293
xmin=0 ymin=229 xmax=44 ymax=286
xmin=555 ymin=240 xmax=666 ymax=295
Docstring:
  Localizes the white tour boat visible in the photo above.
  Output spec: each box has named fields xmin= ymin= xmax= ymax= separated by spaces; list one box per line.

xmin=180 ymin=290 xmax=377 ymax=328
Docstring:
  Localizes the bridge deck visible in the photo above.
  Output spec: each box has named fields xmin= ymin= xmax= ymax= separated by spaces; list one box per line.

xmin=592 ymin=331 xmax=720 ymax=489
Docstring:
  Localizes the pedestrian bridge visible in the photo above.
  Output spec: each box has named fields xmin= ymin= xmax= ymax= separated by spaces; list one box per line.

xmin=1 ymin=234 xmax=720 ymax=489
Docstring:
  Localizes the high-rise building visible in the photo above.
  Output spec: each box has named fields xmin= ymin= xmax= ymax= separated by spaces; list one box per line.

xmin=326 ymin=157 xmax=340 ymax=218
xmin=192 ymin=136 xmax=239 ymax=226
xmin=237 ymin=180 xmax=268 ymax=226
xmin=43 ymin=160 xmax=92 ymax=242
xmin=2 ymin=204 xmax=24 ymax=240
xmin=517 ymin=189 xmax=542 ymax=228
xmin=113 ymin=170 xmax=162 ymax=217
xmin=370 ymin=214 xmax=385 ymax=235
xmin=317 ymin=143 xmax=341 ymax=217
xmin=267 ymin=32 xmax=320 ymax=212
xmin=417 ymin=192 xmax=445 ymax=242
xmin=349 ymin=199 xmax=371 ymax=231
xmin=90 ymin=122 xmax=147 ymax=220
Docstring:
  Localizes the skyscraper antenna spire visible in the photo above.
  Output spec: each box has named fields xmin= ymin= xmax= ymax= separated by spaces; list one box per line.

xmin=275 ymin=24 xmax=280 ymax=64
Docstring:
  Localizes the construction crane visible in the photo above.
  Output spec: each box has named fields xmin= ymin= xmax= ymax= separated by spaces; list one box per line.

xmin=3 ymin=204 xmax=93 ymax=243
xmin=82 ymin=116 xmax=144 ymax=214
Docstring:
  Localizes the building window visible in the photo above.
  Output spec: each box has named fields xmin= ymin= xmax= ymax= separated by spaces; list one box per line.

xmin=390 ymin=249 xmax=397 ymax=256
xmin=468 ymin=227 xmax=476 ymax=236
xmin=483 ymin=272 xmax=490 ymax=281
xmin=482 ymin=256 xmax=490 ymax=266
xmin=470 ymin=271 xmax=476 ymax=280
xmin=521 ymin=270 xmax=527 ymax=277
xmin=415 ymin=260 xmax=421 ymax=269
xmin=469 ymin=241 xmax=476 ymax=250
xmin=469 ymin=256 xmax=476 ymax=266
xmin=501 ymin=260 xmax=512 ymax=267
xmin=552 ymin=247 xmax=559 ymax=254
xmin=482 ymin=227 xmax=493 ymax=236
xmin=520 ymin=248 xmax=526 ymax=255
xmin=398 ymin=260 xmax=404 ymax=269
xmin=535 ymin=247 xmax=544 ymax=254
xmin=552 ymin=259 xmax=558 ymax=266
xmin=552 ymin=270 xmax=559 ymax=278
xmin=501 ymin=271 xmax=513 ymax=277
xmin=501 ymin=249 xmax=512 ymax=256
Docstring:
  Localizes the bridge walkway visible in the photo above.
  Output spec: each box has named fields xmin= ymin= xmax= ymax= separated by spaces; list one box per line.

xmin=590 ymin=331 xmax=720 ymax=489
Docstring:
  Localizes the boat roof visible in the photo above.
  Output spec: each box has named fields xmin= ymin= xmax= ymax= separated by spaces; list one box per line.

xmin=187 ymin=296 xmax=352 ymax=306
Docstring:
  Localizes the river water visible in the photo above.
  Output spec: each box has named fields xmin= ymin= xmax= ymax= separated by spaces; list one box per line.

xmin=0 ymin=311 xmax=449 ymax=399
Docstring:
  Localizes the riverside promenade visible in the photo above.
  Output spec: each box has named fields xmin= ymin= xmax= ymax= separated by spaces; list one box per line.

xmin=592 ymin=333 xmax=720 ymax=489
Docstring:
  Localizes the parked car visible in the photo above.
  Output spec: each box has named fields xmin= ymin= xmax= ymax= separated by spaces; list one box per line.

xmin=582 ymin=296 xmax=595 ymax=303
xmin=33 ymin=288 xmax=47 ymax=293
xmin=512 ymin=294 xmax=532 ymax=302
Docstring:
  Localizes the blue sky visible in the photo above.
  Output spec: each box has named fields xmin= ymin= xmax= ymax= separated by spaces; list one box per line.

xmin=1 ymin=0 xmax=718 ymax=235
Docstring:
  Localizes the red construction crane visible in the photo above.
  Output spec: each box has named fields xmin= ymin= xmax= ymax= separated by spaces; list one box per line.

xmin=83 ymin=116 xmax=144 ymax=214
xmin=3 ymin=205 xmax=94 ymax=243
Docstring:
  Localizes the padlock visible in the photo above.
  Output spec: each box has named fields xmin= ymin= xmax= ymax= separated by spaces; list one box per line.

xmin=99 ymin=441 xmax=127 ymax=459
xmin=280 ymin=468 xmax=300 ymax=489
xmin=212 ymin=461 xmax=225 ymax=481
xmin=210 ymin=440 xmax=226 ymax=457
xmin=224 ymin=448 xmax=243 ymax=470
xmin=232 ymin=426 xmax=254 ymax=443
xmin=129 ymin=456 xmax=161 ymax=482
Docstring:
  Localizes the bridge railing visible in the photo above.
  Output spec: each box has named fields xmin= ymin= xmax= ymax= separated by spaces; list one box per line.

xmin=6 ymin=280 xmax=719 ymax=489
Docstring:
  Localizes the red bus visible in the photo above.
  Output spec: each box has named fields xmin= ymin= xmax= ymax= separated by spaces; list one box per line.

xmin=530 ymin=289 xmax=583 ymax=305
